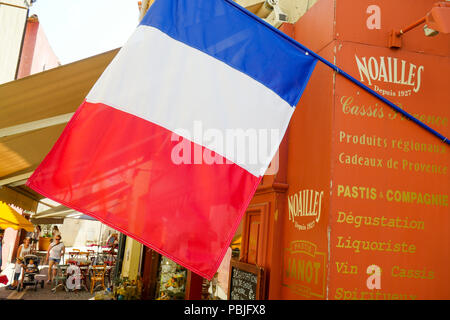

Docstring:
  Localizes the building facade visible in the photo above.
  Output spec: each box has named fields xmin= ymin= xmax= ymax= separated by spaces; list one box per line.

xmin=0 ymin=0 xmax=32 ymax=84
xmin=137 ymin=0 xmax=449 ymax=300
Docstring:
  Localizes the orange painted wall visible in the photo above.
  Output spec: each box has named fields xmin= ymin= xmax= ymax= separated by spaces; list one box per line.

xmin=275 ymin=0 xmax=449 ymax=300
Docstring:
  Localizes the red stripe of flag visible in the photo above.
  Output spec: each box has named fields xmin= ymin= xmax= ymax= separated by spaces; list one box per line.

xmin=27 ymin=101 xmax=260 ymax=278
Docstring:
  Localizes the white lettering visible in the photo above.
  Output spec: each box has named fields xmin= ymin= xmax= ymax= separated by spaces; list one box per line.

xmin=355 ymin=55 xmax=424 ymax=94
xmin=366 ymin=5 xmax=381 ymax=30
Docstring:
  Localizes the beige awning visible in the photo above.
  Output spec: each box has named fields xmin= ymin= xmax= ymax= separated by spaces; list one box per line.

xmin=31 ymin=205 xmax=97 ymax=222
xmin=0 ymin=48 xmax=119 ymax=204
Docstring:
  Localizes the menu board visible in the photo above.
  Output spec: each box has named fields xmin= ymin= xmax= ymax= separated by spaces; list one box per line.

xmin=227 ymin=260 xmax=264 ymax=300
xmin=329 ymin=43 xmax=449 ymax=299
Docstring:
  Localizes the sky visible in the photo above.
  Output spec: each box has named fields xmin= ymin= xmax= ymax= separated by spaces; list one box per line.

xmin=29 ymin=0 xmax=140 ymax=65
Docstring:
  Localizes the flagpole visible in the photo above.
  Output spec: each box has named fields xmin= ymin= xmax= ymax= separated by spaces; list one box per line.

xmin=224 ymin=0 xmax=449 ymax=145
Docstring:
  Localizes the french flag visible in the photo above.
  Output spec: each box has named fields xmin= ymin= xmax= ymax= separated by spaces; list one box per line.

xmin=26 ymin=0 xmax=316 ymax=279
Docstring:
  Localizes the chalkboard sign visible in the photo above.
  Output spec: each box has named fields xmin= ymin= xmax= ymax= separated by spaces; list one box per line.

xmin=227 ymin=259 xmax=264 ymax=300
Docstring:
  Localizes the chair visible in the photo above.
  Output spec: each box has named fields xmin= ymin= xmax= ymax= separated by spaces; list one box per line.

xmin=70 ymin=249 xmax=80 ymax=256
xmin=79 ymin=252 xmax=90 ymax=261
xmin=90 ymin=265 xmax=106 ymax=294
xmin=87 ymin=250 xmax=96 ymax=264
xmin=74 ymin=265 xmax=90 ymax=291
xmin=93 ymin=252 xmax=109 ymax=265
xmin=106 ymin=264 xmax=118 ymax=288
xmin=69 ymin=251 xmax=80 ymax=259
xmin=52 ymin=264 xmax=69 ymax=293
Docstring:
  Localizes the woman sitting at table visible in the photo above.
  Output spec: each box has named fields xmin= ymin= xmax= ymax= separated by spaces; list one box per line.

xmin=106 ymin=233 xmax=118 ymax=251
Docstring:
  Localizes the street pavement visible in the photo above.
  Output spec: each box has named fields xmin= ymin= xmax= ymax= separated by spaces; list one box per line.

xmin=0 ymin=282 xmax=95 ymax=300
xmin=0 ymin=262 xmax=95 ymax=300
xmin=0 ymin=245 xmax=113 ymax=300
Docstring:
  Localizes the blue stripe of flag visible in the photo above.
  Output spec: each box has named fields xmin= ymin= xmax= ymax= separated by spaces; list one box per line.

xmin=140 ymin=0 xmax=317 ymax=107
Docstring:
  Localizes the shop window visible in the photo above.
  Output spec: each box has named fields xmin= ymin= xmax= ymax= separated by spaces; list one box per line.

xmin=155 ymin=256 xmax=187 ymax=300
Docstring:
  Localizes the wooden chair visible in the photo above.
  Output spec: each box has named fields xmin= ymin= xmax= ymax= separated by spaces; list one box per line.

xmin=104 ymin=265 xmax=115 ymax=288
xmin=69 ymin=251 xmax=80 ymax=259
xmin=90 ymin=265 xmax=106 ymax=294
xmin=78 ymin=252 xmax=90 ymax=263
xmin=87 ymin=250 xmax=96 ymax=264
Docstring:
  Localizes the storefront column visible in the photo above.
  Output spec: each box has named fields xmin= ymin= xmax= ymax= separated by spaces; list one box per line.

xmin=120 ymin=237 xmax=142 ymax=280
xmin=184 ymin=270 xmax=203 ymax=300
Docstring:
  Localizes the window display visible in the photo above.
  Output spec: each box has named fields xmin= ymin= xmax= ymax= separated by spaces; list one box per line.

xmin=155 ymin=256 xmax=187 ymax=300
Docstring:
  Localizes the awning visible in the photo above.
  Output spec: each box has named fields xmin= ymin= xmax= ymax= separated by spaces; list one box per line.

xmin=0 ymin=201 xmax=34 ymax=232
xmin=31 ymin=205 xmax=97 ymax=222
xmin=0 ymin=48 xmax=119 ymax=203
xmin=29 ymin=217 xmax=64 ymax=225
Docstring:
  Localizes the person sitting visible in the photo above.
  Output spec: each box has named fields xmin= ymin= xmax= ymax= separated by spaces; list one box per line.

xmin=106 ymin=233 xmax=118 ymax=250
xmin=25 ymin=259 xmax=37 ymax=273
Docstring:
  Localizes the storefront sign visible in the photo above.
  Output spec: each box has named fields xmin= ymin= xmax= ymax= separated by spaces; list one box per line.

xmin=355 ymin=55 xmax=425 ymax=95
xmin=277 ymin=0 xmax=448 ymax=300
xmin=329 ymin=42 xmax=449 ymax=299
xmin=288 ymin=189 xmax=324 ymax=231
xmin=282 ymin=241 xmax=326 ymax=298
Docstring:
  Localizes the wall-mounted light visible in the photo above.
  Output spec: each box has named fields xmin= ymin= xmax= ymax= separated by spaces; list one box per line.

xmin=389 ymin=1 xmax=450 ymax=48
xmin=255 ymin=0 xmax=288 ymax=25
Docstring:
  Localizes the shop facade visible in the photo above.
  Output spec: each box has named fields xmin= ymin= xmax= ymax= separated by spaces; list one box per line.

xmin=247 ymin=0 xmax=448 ymax=300
xmin=138 ymin=0 xmax=449 ymax=300
xmin=1 ymin=0 xmax=446 ymax=300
